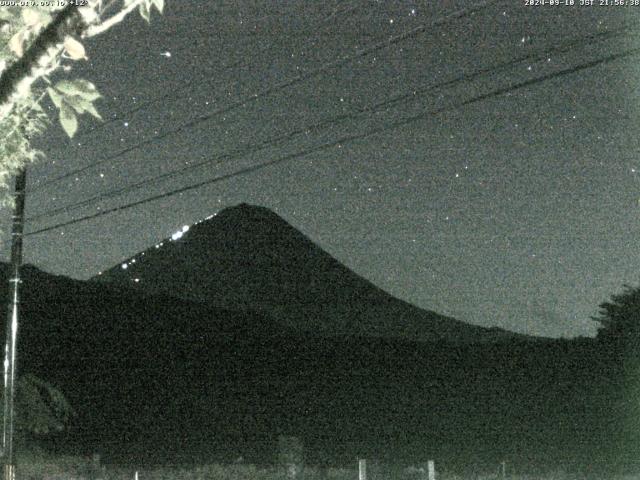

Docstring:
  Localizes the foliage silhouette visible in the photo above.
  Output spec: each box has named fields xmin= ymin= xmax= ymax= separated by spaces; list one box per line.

xmin=593 ymin=284 xmax=640 ymax=358
xmin=0 ymin=373 xmax=74 ymax=447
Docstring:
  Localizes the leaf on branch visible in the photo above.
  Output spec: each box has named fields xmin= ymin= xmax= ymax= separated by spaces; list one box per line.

xmin=21 ymin=9 xmax=41 ymax=27
xmin=152 ymin=0 xmax=164 ymax=13
xmin=139 ymin=1 xmax=151 ymax=23
xmin=83 ymin=102 xmax=102 ymax=121
xmin=4 ymin=129 xmax=22 ymax=157
xmin=8 ymin=30 xmax=25 ymax=57
xmin=0 ymin=8 xmax=16 ymax=21
xmin=59 ymin=102 xmax=78 ymax=138
xmin=63 ymin=95 xmax=87 ymax=113
xmin=64 ymin=95 xmax=102 ymax=121
xmin=54 ymin=79 xmax=101 ymax=102
xmin=46 ymin=87 xmax=63 ymax=108
xmin=28 ymin=98 xmax=44 ymax=114
xmin=63 ymin=36 xmax=87 ymax=60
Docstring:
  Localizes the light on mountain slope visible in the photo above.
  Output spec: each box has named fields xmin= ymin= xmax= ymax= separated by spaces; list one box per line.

xmin=171 ymin=224 xmax=190 ymax=241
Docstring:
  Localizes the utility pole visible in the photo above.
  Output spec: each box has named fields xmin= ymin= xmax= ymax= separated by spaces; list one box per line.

xmin=2 ymin=168 xmax=27 ymax=480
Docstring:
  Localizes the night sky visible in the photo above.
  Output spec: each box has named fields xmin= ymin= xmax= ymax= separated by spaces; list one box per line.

xmin=3 ymin=0 xmax=640 ymax=338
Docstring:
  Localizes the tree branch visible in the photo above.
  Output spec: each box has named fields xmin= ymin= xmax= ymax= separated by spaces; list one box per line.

xmin=85 ymin=0 xmax=144 ymax=38
xmin=0 ymin=3 xmax=84 ymax=122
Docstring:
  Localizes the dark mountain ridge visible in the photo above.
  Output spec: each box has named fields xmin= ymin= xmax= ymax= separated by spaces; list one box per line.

xmin=0 ymin=206 xmax=625 ymax=472
xmin=94 ymin=203 xmax=524 ymax=344
xmin=0 ymin=264 xmax=627 ymax=473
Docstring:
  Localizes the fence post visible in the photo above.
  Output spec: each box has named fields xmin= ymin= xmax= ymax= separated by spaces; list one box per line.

xmin=278 ymin=436 xmax=304 ymax=480
xmin=501 ymin=461 xmax=506 ymax=479
xmin=427 ymin=460 xmax=435 ymax=480
xmin=89 ymin=453 xmax=102 ymax=480
xmin=358 ymin=459 xmax=367 ymax=480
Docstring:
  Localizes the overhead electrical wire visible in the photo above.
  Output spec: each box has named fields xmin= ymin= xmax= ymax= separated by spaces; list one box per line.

xmin=46 ymin=1 xmax=367 ymax=145
xmin=31 ymin=0 xmax=500 ymax=192
xmin=25 ymin=45 xmax=640 ymax=237
xmin=27 ymin=25 xmax=634 ymax=222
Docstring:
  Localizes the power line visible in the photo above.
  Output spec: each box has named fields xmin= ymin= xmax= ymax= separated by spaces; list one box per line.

xmin=27 ymin=26 xmax=631 ymax=222
xmin=32 ymin=0 xmax=500 ymax=192
xmin=25 ymin=46 xmax=640 ymax=237
xmin=44 ymin=1 xmax=367 ymax=147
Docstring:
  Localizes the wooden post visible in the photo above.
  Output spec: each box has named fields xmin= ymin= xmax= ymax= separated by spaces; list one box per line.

xmin=90 ymin=453 xmax=101 ymax=480
xmin=501 ymin=461 xmax=506 ymax=479
xmin=427 ymin=460 xmax=435 ymax=480
xmin=278 ymin=436 xmax=303 ymax=480
xmin=358 ymin=459 xmax=366 ymax=480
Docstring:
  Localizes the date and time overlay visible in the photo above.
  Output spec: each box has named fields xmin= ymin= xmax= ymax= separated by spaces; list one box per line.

xmin=526 ymin=0 xmax=640 ymax=6
xmin=0 ymin=0 xmax=634 ymax=9
xmin=0 ymin=1 xmax=89 ymax=7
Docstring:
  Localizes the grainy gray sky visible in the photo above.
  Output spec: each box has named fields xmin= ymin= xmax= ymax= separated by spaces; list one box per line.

xmin=6 ymin=0 xmax=640 ymax=337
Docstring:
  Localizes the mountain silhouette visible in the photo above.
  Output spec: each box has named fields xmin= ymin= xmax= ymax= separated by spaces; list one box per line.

xmin=3 ymin=204 xmax=617 ymax=471
xmin=94 ymin=203 xmax=519 ymax=343
xmin=0 ymin=264 xmax=620 ymax=472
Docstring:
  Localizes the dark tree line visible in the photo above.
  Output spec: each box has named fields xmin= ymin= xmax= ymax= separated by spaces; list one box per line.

xmin=593 ymin=283 xmax=640 ymax=358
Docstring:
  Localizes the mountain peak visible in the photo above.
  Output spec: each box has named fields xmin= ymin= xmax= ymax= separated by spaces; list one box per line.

xmin=181 ymin=204 xmax=320 ymax=268
xmin=221 ymin=202 xmax=272 ymax=216
xmin=94 ymin=203 xmax=522 ymax=343
xmin=196 ymin=203 xmax=297 ymax=237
